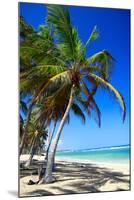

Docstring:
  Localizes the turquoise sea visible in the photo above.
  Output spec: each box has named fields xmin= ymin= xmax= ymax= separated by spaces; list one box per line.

xmin=56 ymin=145 xmax=130 ymax=164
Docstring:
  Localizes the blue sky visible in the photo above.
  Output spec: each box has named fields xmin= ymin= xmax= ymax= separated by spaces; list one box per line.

xmin=20 ymin=3 xmax=130 ymax=150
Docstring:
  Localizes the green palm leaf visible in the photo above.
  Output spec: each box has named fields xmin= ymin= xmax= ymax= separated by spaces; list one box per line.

xmin=72 ymin=103 xmax=86 ymax=124
xmin=35 ymin=70 xmax=71 ymax=101
xmin=86 ymin=50 xmax=114 ymax=80
xmin=88 ymin=73 xmax=126 ymax=122
xmin=80 ymin=81 xmax=101 ymax=127
xmin=20 ymin=65 xmax=67 ymax=92
xmin=85 ymin=26 xmax=99 ymax=49
xmin=47 ymin=5 xmax=82 ymax=61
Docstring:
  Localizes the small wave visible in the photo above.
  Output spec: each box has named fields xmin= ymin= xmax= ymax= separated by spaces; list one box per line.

xmin=57 ymin=149 xmax=75 ymax=154
xmin=80 ymin=145 xmax=129 ymax=152
xmin=57 ymin=145 xmax=130 ymax=154
xmin=108 ymin=145 xmax=129 ymax=150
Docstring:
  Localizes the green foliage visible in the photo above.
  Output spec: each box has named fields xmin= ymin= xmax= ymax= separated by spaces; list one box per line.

xmin=47 ymin=5 xmax=83 ymax=61
xmin=86 ymin=50 xmax=114 ymax=80
xmin=71 ymin=103 xmax=86 ymax=124
xmin=20 ymin=16 xmax=35 ymax=41
xmin=19 ymin=5 xmax=126 ymax=150
xmin=23 ymin=108 xmax=48 ymax=152
xmin=88 ymin=73 xmax=126 ymax=122
xmin=85 ymin=26 xmax=99 ymax=48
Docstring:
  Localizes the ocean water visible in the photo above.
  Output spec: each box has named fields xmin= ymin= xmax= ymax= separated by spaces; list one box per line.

xmin=56 ymin=145 xmax=130 ymax=164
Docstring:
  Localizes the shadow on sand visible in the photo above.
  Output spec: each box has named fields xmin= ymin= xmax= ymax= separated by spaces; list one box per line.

xmin=20 ymin=160 xmax=130 ymax=197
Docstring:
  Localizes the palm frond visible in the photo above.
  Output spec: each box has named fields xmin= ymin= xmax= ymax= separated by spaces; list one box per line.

xmin=20 ymin=16 xmax=35 ymax=41
xmin=35 ymin=70 xmax=71 ymax=101
xmin=76 ymin=95 xmax=91 ymax=118
xmin=88 ymin=73 xmax=126 ymax=122
xmin=72 ymin=103 xmax=86 ymax=124
xmin=85 ymin=26 xmax=99 ymax=49
xmin=80 ymin=81 xmax=101 ymax=127
xmin=47 ymin=5 xmax=82 ymax=61
xmin=86 ymin=50 xmax=115 ymax=80
xmin=85 ymin=96 xmax=101 ymax=127
xmin=35 ymin=84 xmax=71 ymax=126
xmin=20 ymin=65 xmax=67 ymax=93
xmin=20 ymin=99 xmax=27 ymax=115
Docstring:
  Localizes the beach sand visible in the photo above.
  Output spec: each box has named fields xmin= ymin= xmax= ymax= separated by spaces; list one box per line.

xmin=19 ymin=155 xmax=130 ymax=197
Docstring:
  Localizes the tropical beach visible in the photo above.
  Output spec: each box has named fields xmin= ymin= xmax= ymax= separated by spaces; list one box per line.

xmin=20 ymin=159 xmax=130 ymax=197
xmin=20 ymin=145 xmax=130 ymax=197
xmin=19 ymin=2 xmax=130 ymax=198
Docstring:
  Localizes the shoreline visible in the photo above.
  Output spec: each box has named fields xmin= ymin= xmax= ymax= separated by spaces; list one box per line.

xmin=20 ymin=154 xmax=129 ymax=164
xmin=20 ymin=154 xmax=129 ymax=169
xmin=20 ymin=155 xmax=130 ymax=197
xmin=55 ymin=157 xmax=130 ymax=174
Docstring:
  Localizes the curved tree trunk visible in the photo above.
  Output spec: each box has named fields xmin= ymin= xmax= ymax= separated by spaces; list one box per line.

xmin=24 ymin=131 xmax=38 ymax=167
xmin=45 ymin=121 xmax=56 ymax=161
xmin=44 ymin=86 xmax=75 ymax=183
xmin=19 ymin=98 xmax=34 ymax=155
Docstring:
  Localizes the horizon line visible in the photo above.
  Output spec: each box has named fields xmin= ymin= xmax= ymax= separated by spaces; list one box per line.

xmin=57 ymin=144 xmax=130 ymax=152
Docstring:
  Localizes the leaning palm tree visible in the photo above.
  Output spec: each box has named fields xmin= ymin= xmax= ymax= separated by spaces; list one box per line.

xmin=36 ymin=98 xmax=80 ymax=158
xmin=20 ymin=5 xmax=126 ymax=183
xmin=24 ymin=110 xmax=48 ymax=167
xmin=19 ymin=22 xmax=65 ymax=155
xmin=32 ymin=89 xmax=100 ymax=183
xmin=36 ymin=92 xmax=95 ymax=162
xmin=38 ymin=5 xmax=126 ymax=183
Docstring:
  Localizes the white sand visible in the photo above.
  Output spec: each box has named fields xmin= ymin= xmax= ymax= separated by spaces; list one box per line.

xmin=19 ymin=155 xmax=130 ymax=197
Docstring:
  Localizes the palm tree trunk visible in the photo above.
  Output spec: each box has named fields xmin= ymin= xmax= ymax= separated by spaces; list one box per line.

xmin=45 ymin=121 xmax=56 ymax=161
xmin=44 ymin=86 xmax=75 ymax=183
xmin=19 ymin=98 xmax=34 ymax=155
xmin=24 ymin=131 xmax=38 ymax=167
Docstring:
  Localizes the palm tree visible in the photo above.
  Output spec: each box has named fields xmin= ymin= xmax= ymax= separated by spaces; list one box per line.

xmin=19 ymin=22 xmax=66 ymax=155
xmin=36 ymin=92 xmax=91 ymax=163
xmin=40 ymin=5 xmax=126 ymax=183
xmin=19 ymin=94 xmax=28 ymax=141
xmin=20 ymin=5 xmax=126 ymax=183
xmin=24 ymin=110 xmax=48 ymax=167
